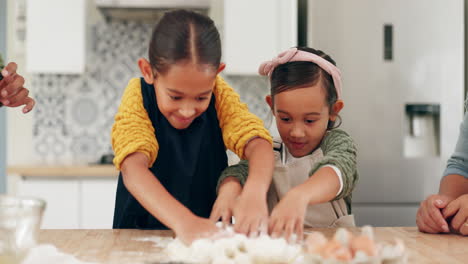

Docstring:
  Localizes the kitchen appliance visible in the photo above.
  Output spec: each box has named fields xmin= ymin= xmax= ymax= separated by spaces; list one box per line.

xmin=308 ymin=0 xmax=465 ymax=226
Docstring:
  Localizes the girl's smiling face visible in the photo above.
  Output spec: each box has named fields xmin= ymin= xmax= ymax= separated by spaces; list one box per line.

xmin=139 ymin=58 xmax=225 ymax=130
xmin=267 ymin=84 xmax=340 ymax=157
xmin=154 ymin=62 xmax=217 ymax=129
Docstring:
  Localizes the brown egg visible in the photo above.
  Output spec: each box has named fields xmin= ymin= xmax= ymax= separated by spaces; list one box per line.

xmin=320 ymin=240 xmax=341 ymax=258
xmin=332 ymin=246 xmax=353 ymax=261
xmin=320 ymin=240 xmax=353 ymax=261
xmin=350 ymin=235 xmax=378 ymax=257
xmin=305 ymin=232 xmax=328 ymax=254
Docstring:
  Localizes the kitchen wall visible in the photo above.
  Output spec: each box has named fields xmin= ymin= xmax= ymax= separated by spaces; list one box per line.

xmin=6 ymin=0 xmax=271 ymax=166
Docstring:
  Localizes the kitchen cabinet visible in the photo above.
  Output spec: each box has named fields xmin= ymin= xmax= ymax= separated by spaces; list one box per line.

xmin=223 ymin=0 xmax=297 ymax=75
xmin=8 ymin=166 xmax=118 ymax=229
xmin=25 ymin=0 xmax=86 ymax=73
xmin=17 ymin=177 xmax=81 ymax=229
xmin=81 ymin=178 xmax=117 ymax=229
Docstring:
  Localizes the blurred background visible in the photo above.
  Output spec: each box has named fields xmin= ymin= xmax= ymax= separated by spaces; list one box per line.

xmin=0 ymin=0 xmax=465 ymax=229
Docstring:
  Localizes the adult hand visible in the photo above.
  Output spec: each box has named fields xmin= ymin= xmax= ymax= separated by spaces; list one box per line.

xmin=416 ymin=194 xmax=453 ymax=234
xmin=0 ymin=62 xmax=35 ymax=113
xmin=443 ymin=194 xmax=468 ymax=235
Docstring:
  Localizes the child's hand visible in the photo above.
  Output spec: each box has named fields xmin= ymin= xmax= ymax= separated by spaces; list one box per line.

xmin=269 ymin=188 xmax=308 ymax=241
xmin=233 ymin=189 xmax=269 ymax=237
xmin=210 ymin=177 xmax=242 ymax=225
xmin=442 ymin=194 xmax=468 ymax=235
xmin=0 ymin=62 xmax=35 ymax=113
xmin=416 ymin=194 xmax=453 ymax=234
xmin=175 ymin=216 xmax=221 ymax=245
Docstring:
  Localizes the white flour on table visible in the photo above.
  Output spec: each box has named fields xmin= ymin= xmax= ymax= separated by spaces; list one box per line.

xmin=21 ymin=244 xmax=96 ymax=264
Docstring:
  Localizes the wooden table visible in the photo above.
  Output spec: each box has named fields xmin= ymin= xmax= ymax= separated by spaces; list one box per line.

xmin=38 ymin=227 xmax=467 ymax=264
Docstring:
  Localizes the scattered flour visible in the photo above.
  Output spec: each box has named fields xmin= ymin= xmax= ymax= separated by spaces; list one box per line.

xmin=21 ymin=244 xmax=96 ymax=264
xmin=166 ymin=225 xmax=301 ymax=264
xmin=133 ymin=236 xmax=173 ymax=248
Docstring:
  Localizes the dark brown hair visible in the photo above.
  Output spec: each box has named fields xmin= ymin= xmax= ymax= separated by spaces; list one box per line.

xmin=148 ymin=9 xmax=221 ymax=75
xmin=270 ymin=47 xmax=341 ymax=129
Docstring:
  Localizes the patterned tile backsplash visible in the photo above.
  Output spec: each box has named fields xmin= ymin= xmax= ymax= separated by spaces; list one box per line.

xmin=31 ymin=18 xmax=271 ymax=165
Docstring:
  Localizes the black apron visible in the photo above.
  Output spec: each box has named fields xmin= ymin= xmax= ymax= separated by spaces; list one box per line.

xmin=113 ymin=78 xmax=228 ymax=229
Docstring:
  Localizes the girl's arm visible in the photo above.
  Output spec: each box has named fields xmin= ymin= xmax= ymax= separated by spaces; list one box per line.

xmin=243 ymin=137 xmax=275 ymax=196
xmin=212 ymin=138 xmax=274 ymax=234
xmin=210 ymin=160 xmax=248 ymax=225
xmin=289 ymin=166 xmax=341 ymax=205
xmin=122 ymin=152 xmax=219 ymax=244
xmin=233 ymin=137 xmax=274 ymax=235
xmin=216 ymin=160 xmax=249 ymax=194
xmin=212 ymin=76 xmax=274 ymax=235
xmin=308 ymin=129 xmax=358 ymax=201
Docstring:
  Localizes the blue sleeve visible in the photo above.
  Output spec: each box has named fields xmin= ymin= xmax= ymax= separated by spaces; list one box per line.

xmin=443 ymin=111 xmax=468 ymax=178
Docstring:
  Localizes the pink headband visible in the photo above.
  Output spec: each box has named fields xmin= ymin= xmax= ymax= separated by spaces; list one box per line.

xmin=258 ymin=47 xmax=342 ymax=100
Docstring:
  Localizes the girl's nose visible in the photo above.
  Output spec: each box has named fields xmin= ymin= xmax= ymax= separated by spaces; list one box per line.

xmin=290 ymin=124 xmax=305 ymax=138
xmin=179 ymin=107 xmax=195 ymax=118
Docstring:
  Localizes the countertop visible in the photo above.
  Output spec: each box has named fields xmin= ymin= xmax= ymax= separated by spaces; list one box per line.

xmin=38 ymin=227 xmax=468 ymax=263
xmin=7 ymin=165 xmax=119 ymax=177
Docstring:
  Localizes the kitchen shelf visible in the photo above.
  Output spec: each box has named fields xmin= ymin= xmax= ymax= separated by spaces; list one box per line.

xmin=7 ymin=165 xmax=119 ymax=178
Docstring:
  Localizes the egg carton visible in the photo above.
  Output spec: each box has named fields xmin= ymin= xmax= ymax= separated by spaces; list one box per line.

xmin=298 ymin=227 xmax=407 ymax=264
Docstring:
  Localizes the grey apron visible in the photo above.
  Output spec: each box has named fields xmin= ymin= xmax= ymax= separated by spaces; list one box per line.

xmin=267 ymin=140 xmax=355 ymax=228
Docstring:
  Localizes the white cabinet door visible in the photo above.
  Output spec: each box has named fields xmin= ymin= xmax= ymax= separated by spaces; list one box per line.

xmin=26 ymin=0 xmax=86 ymax=73
xmin=17 ymin=177 xmax=80 ymax=229
xmin=81 ymin=178 xmax=118 ymax=229
xmin=223 ymin=0 xmax=297 ymax=75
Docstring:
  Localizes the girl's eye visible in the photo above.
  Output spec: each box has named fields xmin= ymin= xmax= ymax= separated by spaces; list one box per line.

xmin=196 ymin=97 xmax=208 ymax=101
xmin=170 ymin=96 xmax=182 ymax=100
xmin=305 ymin=120 xmax=316 ymax=124
xmin=280 ymin=117 xmax=291 ymax=122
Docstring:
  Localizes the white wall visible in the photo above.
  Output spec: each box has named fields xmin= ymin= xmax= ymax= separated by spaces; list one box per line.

xmin=6 ymin=0 xmax=36 ymax=166
xmin=6 ymin=0 xmax=105 ymax=166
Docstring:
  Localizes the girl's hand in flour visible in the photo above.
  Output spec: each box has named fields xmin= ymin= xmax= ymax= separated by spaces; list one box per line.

xmin=269 ymin=188 xmax=308 ymax=242
xmin=233 ymin=189 xmax=269 ymax=237
xmin=210 ymin=177 xmax=242 ymax=225
xmin=176 ymin=216 xmax=221 ymax=245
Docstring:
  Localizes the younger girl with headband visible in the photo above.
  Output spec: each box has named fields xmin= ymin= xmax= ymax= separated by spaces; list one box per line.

xmin=220 ymin=47 xmax=358 ymax=239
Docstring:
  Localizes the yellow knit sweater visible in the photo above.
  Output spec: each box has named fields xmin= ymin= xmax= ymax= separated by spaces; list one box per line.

xmin=111 ymin=75 xmax=272 ymax=170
